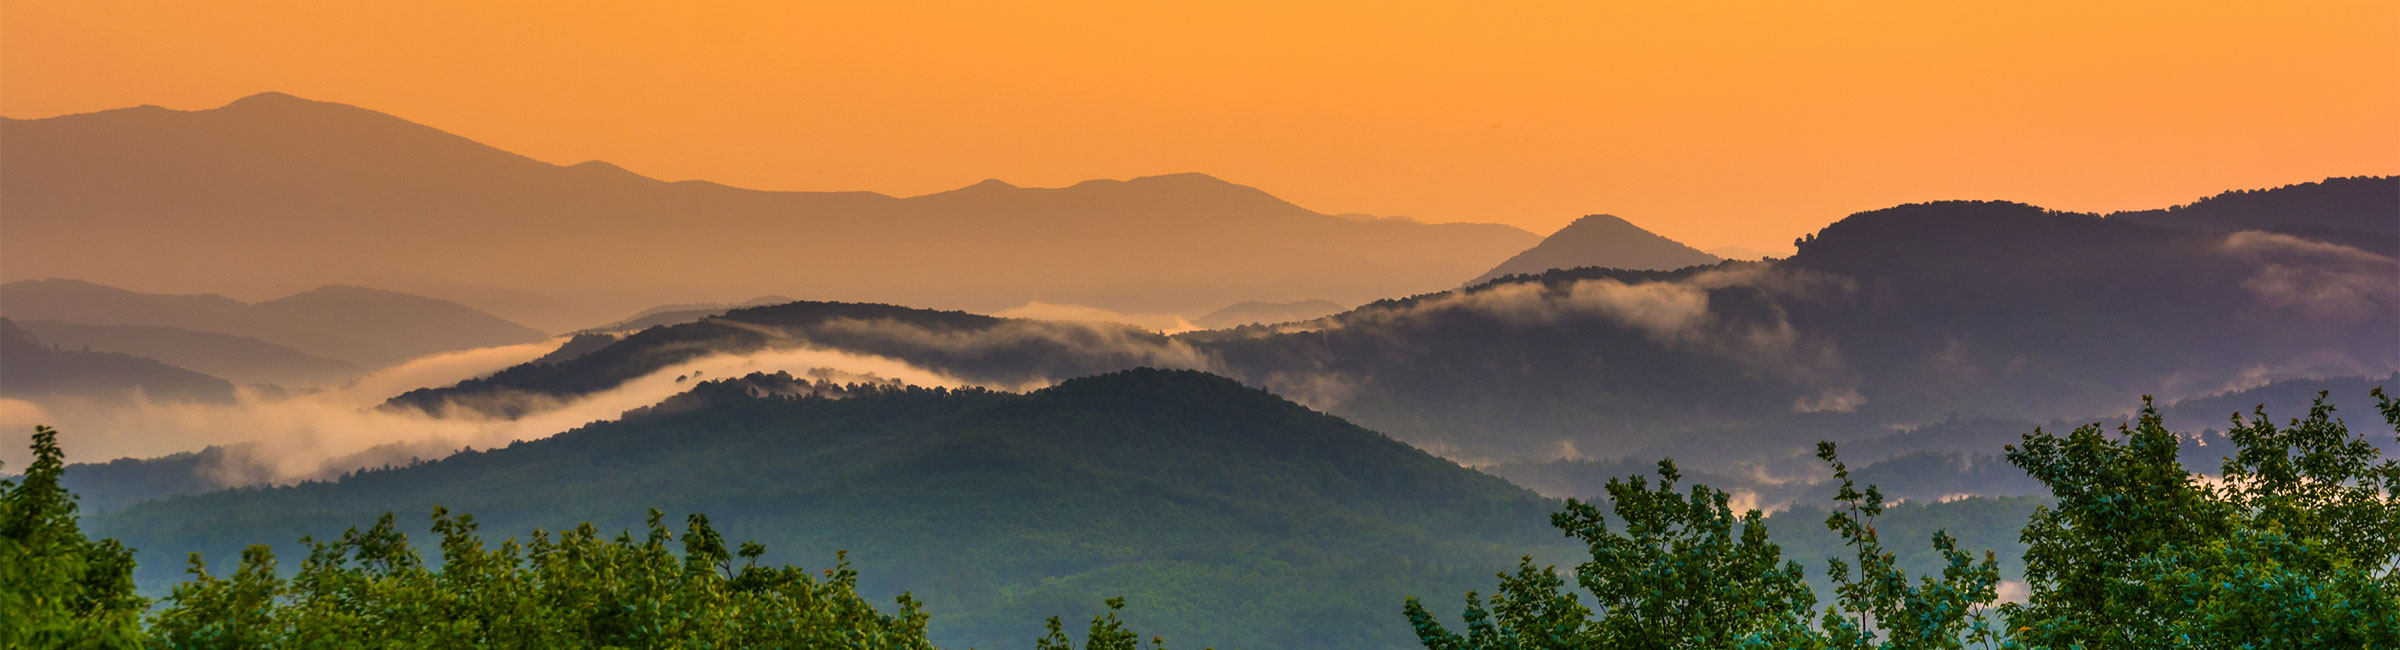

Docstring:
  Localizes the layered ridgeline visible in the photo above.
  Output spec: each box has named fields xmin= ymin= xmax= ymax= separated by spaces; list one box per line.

xmin=1485 ymin=374 xmax=2400 ymax=509
xmin=92 ymin=369 xmax=1566 ymax=649
xmin=1191 ymin=299 xmax=1347 ymax=329
xmin=0 ymin=279 xmax=545 ymax=370
xmin=0 ymin=318 xmax=234 ymax=404
xmin=1 ymin=92 xmax=1537 ymax=324
xmin=1467 ymin=213 xmax=1722 ymax=285
xmin=9 ymin=319 xmax=357 ymax=387
xmin=385 ymin=178 xmax=2398 ymax=465
xmin=382 ymin=301 xmax=1191 ymax=417
xmin=1206 ymin=178 xmax=2398 ymax=461
xmin=579 ymin=295 xmax=795 ymax=334
xmin=2109 ymin=176 xmax=2399 ymax=255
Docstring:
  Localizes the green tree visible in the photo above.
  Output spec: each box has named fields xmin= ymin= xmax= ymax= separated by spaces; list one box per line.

xmin=1036 ymin=597 xmax=1176 ymax=650
xmin=2001 ymin=391 xmax=2400 ymax=648
xmin=1403 ymin=452 xmax=2002 ymax=650
xmin=0 ymin=425 xmax=145 ymax=649
xmin=1813 ymin=442 xmax=2002 ymax=650
xmin=148 ymin=507 xmax=940 ymax=648
xmin=1403 ymin=459 xmax=1815 ymax=648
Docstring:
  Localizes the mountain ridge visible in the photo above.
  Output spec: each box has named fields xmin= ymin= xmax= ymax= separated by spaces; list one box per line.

xmin=9 ymin=320 xmax=357 ymax=387
xmin=1468 ymin=213 xmax=1722 ymax=286
xmin=0 ymin=318 xmax=236 ymax=403
xmin=0 ymin=278 xmax=547 ymax=367
xmin=363 ymin=177 xmax=2398 ymax=463
xmin=2 ymin=92 xmax=1539 ymax=319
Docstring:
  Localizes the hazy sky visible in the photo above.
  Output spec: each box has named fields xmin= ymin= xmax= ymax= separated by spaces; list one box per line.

xmin=4 ymin=1 xmax=2393 ymax=251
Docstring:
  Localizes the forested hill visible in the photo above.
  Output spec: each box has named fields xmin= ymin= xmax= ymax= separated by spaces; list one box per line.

xmin=383 ymin=178 xmax=2396 ymax=465
xmin=381 ymin=300 xmax=1181 ymax=416
xmin=1201 ymin=185 xmax=2396 ymax=461
xmin=2106 ymin=176 xmax=2398 ymax=255
xmin=94 ymin=368 xmax=1567 ymax=649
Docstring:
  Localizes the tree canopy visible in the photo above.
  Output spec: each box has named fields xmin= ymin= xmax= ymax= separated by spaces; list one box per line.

xmin=1407 ymin=388 xmax=2400 ymax=648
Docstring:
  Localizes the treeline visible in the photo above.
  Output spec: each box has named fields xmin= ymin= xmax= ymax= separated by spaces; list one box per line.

xmin=5 ymin=425 xmax=1160 ymax=649
xmin=8 ymin=387 xmax=2399 ymax=647
xmin=1410 ymin=390 xmax=2400 ymax=648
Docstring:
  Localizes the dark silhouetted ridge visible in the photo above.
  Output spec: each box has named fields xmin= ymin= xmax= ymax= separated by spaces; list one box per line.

xmin=1469 ymin=213 xmax=1720 ymax=285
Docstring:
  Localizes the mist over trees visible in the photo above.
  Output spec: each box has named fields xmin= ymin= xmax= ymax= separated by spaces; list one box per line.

xmin=12 ymin=386 xmax=2396 ymax=647
xmin=369 ymin=179 xmax=2399 ymax=469
xmin=87 ymin=369 xmax=1569 ymax=649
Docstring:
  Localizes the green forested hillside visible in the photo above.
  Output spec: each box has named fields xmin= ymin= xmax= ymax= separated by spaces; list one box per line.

xmin=383 ymin=300 xmax=1176 ymax=417
xmin=96 ymin=368 xmax=1569 ymax=649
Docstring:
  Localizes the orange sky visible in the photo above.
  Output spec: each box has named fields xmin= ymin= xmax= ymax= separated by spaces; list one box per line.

xmin=4 ymin=1 xmax=2394 ymax=251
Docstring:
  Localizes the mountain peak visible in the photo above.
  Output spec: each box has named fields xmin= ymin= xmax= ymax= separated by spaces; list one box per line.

xmin=1126 ymin=171 xmax=1234 ymax=187
xmin=224 ymin=91 xmax=310 ymax=107
xmin=1468 ymin=213 xmax=1720 ymax=285
xmin=213 ymin=92 xmax=364 ymax=118
xmin=1561 ymin=213 xmax=1637 ymax=230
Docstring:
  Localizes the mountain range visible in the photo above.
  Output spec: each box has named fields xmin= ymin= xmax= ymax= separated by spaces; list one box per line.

xmin=578 ymin=295 xmax=797 ymax=334
xmin=9 ymin=319 xmax=357 ymax=387
xmin=380 ymin=177 xmax=2399 ymax=463
xmin=21 ymin=161 xmax=2392 ymax=649
xmin=0 ymin=279 xmax=546 ymax=369
xmin=0 ymin=319 xmax=235 ymax=403
xmin=1 ymin=92 xmax=1540 ymax=325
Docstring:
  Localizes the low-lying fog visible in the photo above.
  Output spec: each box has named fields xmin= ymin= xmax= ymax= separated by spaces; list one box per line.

xmin=0 ymin=338 xmax=989 ymax=486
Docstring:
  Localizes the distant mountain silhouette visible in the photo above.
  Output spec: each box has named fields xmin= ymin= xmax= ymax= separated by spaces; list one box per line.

xmin=1468 ymin=214 xmax=1720 ymax=285
xmin=0 ymin=319 xmax=235 ymax=403
xmin=1192 ymin=299 xmax=1346 ymax=329
xmin=521 ymin=332 xmax=625 ymax=368
xmin=384 ymin=300 xmax=1163 ymax=416
xmin=1 ymin=92 xmax=1537 ymax=319
xmin=10 ymin=320 xmax=357 ymax=387
xmin=2107 ymin=176 xmax=2398 ymax=256
xmin=0 ymin=279 xmax=546 ymax=367
xmin=381 ymin=180 xmax=2394 ymax=463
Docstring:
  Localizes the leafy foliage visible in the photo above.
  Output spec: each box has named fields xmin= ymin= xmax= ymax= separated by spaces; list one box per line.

xmin=1421 ymin=388 xmax=2400 ymax=648
xmin=0 ymin=425 xmax=145 ymax=649
xmin=1037 ymin=597 xmax=1177 ymax=650
xmin=1405 ymin=449 xmax=2002 ymax=649
xmin=14 ymin=425 xmax=1167 ymax=649
xmin=30 ymin=383 xmax=2400 ymax=648
xmin=146 ymin=508 xmax=938 ymax=648
xmin=1811 ymin=442 xmax=2002 ymax=649
xmin=2000 ymin=391 xmax=2400 ymax=648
